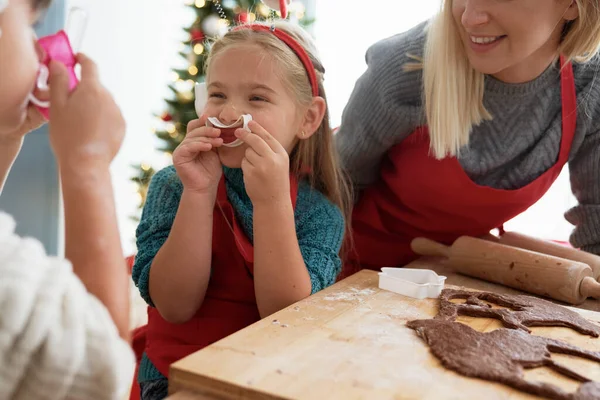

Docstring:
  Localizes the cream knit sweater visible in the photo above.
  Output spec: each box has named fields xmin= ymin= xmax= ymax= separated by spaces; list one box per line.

xmin=0 ymin=212 xmax=134 ymax=400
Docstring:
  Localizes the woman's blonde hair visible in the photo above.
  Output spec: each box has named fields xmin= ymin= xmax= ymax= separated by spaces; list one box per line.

xmin=421 ymin=0 xmax=600 ymax=159
xmin=205 ymin=21 xmax=353 ymax=226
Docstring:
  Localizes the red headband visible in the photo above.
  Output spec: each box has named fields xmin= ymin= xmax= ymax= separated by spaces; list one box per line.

xmin=233 ymin=24 xmax=319 ymax=97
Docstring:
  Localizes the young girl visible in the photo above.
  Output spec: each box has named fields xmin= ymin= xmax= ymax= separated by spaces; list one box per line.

xmin=132 ymin=20 xmax=350 ymax=399
xmin=0 ymin=0 xmax=134 ymax=398
xmin=336 ymin=0 xmax=600 ymax=276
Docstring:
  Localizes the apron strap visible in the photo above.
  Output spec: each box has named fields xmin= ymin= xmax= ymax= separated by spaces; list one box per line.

xmin=558 ymin=54 xmax=577 ymax=163
xmin=496 ymin=56 xmax=576 ymax=238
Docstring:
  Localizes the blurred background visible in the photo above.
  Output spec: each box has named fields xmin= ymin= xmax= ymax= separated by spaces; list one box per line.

xmin=0 ymin=0 xmax=577 ymax=257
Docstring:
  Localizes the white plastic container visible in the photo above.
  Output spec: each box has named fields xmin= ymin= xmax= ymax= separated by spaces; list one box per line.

xmin=378 ymin=268 xmax=446 ymax=299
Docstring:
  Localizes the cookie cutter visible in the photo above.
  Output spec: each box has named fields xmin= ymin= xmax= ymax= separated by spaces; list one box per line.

xmin=206 ymin=115 xmax=252 ymax=148
xmin=28 ymin=7 xmax=87 ymax=119
xmin=195 ymin=82 xmax=208 ymax=116
xmin=195 ymin=82 xmax=252 ymax=148
xmin=378 ymin=268 xmax=446 ymax=299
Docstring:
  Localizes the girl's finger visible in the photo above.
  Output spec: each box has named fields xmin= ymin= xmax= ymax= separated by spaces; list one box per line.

xmin=187 ymin=126 xmax=221 ymax=139
xmin=241 ymin=157 xmax=252 ymax=173
xmin=234 ymin=128 xmax=271 ymax=156
xmin=178 ymin=141 xmax=213 ymax=156
xmin=184 ymin=136 xmax=223 ymax=146
xmin=244 ymin=148 xmax=261 ymax=166
xmin=187 ymin=118 xmax=204 ymax=133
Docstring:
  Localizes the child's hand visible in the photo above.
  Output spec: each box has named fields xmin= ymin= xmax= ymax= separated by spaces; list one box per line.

xmin=173 ymin=115 xmax=223 ymax=194
xmin=0 ymin=91 xmax=48 ymax=144
xmin=235 ymin=121 xmax=290 ymax=207
xmin=48 ymin=54 xmax=125 ymax=169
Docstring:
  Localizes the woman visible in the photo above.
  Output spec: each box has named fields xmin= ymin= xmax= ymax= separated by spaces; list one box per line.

xmin=336 ymin=0 xmax=600 ymax=275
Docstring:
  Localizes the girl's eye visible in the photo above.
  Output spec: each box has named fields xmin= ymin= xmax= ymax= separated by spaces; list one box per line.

xmin=250 ymin=96 xmax=267 ymax=102
xmin=209 ymin=93 xmax=225 ymax=99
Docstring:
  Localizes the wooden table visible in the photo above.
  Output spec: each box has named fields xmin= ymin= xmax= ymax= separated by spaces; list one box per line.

xmin=167 ymin=259 xmax=600 ymax=400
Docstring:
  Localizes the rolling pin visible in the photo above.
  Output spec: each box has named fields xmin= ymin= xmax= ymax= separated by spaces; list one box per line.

xmin=485 ymin=231 xmax=600 ymax=281
xmin=411 ymin=236 xmax=600 ymax=305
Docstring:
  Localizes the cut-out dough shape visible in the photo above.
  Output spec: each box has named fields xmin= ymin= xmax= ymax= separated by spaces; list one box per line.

xmin=437 ymin=289 xmax=600 ymax=337
xmin=407 ymin=318 xmax=600 ymax=400
xmin=407 ymin=289 xmax=600 ymax=400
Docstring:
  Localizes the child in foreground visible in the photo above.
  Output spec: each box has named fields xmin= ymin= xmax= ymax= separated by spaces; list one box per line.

xmin=132 ymin=20 xmax=351 ymax=399
xmin=0 ymin=0 xmax=134 ymax=398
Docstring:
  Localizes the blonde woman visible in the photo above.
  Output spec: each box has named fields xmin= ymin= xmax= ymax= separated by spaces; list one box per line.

xmin=336 ymin=0 xmax=600 ymax=275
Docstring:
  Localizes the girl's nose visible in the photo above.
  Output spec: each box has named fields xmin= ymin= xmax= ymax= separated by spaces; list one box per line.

xmin=218 ymin=102 xmax=241 ymax=124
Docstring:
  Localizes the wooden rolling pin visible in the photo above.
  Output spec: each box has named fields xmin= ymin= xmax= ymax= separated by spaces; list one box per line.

xmin=411 ymin=236 xmax=600 ymax=305
xmin=485 ymin=231 xmax=600 ymax=281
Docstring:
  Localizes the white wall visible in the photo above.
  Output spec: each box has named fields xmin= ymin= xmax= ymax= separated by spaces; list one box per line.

xmin=64 ymin=0 xmax=577 ymax=256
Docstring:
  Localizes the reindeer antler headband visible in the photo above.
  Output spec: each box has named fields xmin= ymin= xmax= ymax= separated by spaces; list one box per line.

xmin=261 ymin=0 xmax=291 ymax=19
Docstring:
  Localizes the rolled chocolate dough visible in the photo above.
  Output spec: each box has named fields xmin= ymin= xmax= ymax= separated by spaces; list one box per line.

xmin=407 ymin=318 xmax=600 ymax=400
xmin=407 ymin=289 xmax=600 ymax=399
xmin=437 ymin=289 xmax=600 ymax=337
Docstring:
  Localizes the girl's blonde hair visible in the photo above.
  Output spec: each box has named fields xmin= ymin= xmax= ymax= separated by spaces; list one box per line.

xmin=205 ymin=21 xmax=353 ymax=225
xmin=421 ymin=0 xmax=600 ymax=159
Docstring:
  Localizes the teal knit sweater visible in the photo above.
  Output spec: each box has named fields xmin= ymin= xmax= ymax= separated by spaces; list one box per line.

xmin=132 ymin=165 xmax=345 ymax=383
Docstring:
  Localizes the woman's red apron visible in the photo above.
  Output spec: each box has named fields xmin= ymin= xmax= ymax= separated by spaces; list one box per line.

xmin=344 ymin=56 xmax=577 ymax=277
xmin=130 ymin=174 xmax=298 ymax=399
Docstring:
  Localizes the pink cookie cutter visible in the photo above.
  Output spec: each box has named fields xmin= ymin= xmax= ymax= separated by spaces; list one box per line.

xmin=28 ymin=8 xmax=87 ymax=120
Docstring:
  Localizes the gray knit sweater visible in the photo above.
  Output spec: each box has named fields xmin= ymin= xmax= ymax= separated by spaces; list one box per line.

xmin=336 ymin=21 xmax=600 ymax=254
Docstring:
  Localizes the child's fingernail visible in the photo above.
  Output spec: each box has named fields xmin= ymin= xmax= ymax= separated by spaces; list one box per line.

xmin=234 ymin=128 xmax=244 ymax=137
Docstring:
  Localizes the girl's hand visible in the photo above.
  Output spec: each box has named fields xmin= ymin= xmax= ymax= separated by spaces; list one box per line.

xmin=235 ymin=121 xmax=290 ymax=207
xmin=173 ymin=115 xmax=223 ymax=194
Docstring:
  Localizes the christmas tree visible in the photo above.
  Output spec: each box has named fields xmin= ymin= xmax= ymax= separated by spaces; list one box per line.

xmin=131 ymin=0 xmax=311 ymax=215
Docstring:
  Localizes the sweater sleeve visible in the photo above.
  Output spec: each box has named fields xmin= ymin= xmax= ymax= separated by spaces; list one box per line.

xmin=565 ymin=127 xmax=600 ymax=254
xmin=0 ymin=213 xmax=134 ymax=400
xmin=335 ymin=21 xmax=428 ymax=193
xmin=132 ymin=166 xmax=182 ymax=307
xmin=294 ymin=183 xmax=345 ymax=294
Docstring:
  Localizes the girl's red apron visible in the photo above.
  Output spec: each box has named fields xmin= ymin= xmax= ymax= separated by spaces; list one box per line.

xmin=343 ymin=56 xmax=577 ymax=277
xmin=129 ymin=175 xmax=298 ymax=399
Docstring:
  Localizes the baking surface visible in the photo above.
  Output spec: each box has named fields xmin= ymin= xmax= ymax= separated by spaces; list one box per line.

xmin=169 ymin=267 xmax=600 ymax=400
